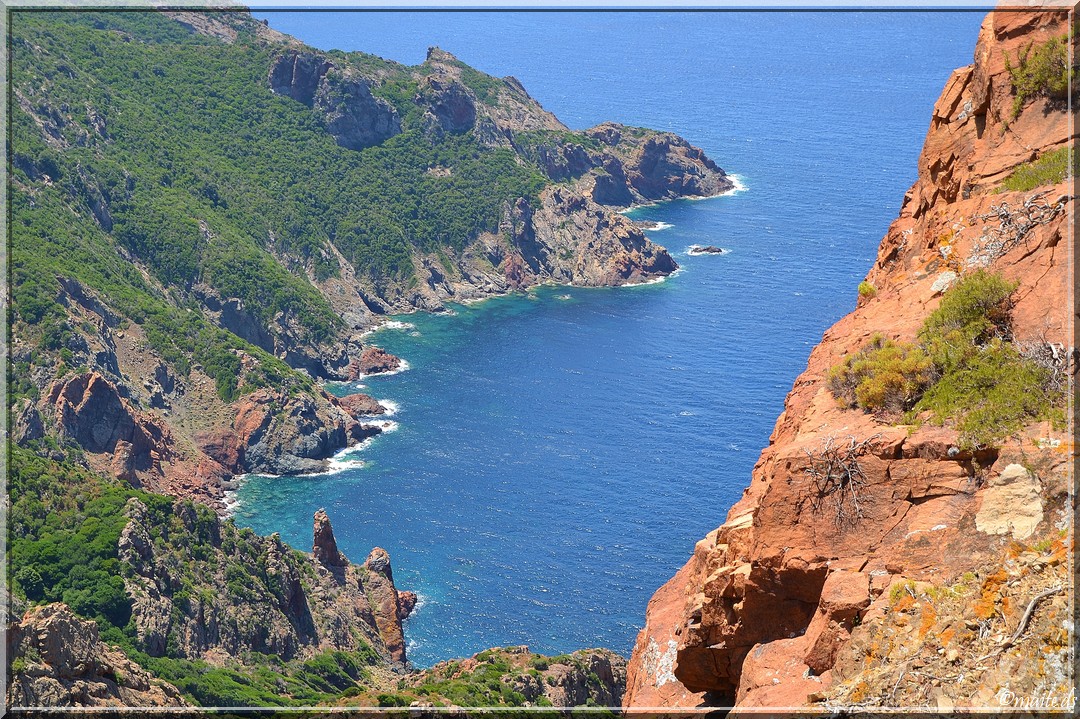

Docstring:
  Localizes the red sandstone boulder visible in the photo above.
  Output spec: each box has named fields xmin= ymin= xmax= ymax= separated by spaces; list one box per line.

xmin=349 ymin=347 xmax=402 ymax=378
xmin=337 ymin=392 xmax=386 ymax=417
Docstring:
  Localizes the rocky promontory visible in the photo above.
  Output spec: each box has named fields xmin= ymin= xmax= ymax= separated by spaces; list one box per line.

xmin=9 ymin=8 xmax=730 ymax=511
xmin=6 ymin=7 xmax=729 ymax=710
xmin=624 ymin=8 xmax=1073 ymax=710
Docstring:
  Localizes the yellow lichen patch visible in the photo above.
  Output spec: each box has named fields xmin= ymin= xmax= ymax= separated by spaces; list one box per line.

xmin=1005 ymin=541 xmax=1025 ymax=559
xmin=917 ymin=602 xmax=937 ymax=639
xmin=973 ymin=569 xmax=1008 ymax=620
xmin=891 ymin=593 xmax=916 ymax=613
xmin=849 ymin=681 xmax=870 ymax=704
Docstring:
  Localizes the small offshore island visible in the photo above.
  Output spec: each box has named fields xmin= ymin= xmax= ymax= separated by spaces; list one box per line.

xmin=6 ymin=6 xmax=1072 ymax=714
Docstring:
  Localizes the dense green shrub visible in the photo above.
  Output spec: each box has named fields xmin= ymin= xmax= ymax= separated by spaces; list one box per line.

xmin=918 ymin=270 xmax=1016 ymax=370
xmin=857 ymin=281 xmax=877 ymax=299
xmin=827 ymin=336 xmax=935 ymax=415
xmin=828 ymin=271 xmax=1063 ymax=448
xmin=1004 ymin=34 xmax=1073 ymax=118
xmin=9 ymin=9 xmax=551 ymax=404
xmin=7 ymin=443 xmax=389 ymax=707
xmin=913 ymin=340 xmax=1060 ymax=448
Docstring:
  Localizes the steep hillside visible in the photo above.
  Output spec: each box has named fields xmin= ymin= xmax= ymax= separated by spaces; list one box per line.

xmin=624 ymin=8 xmax=1074 ymax=710
xmin=7 ymin=8 xmax=726 ymax=710
xmin=8 ymin=9 xmax=730 ymax=506
xmin=6 ymin=444 xmax=627 ymax=709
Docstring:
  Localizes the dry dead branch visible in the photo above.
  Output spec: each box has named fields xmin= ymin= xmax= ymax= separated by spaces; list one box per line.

xmin=967 ymin=190 xmax=1068 ymax=267
xmin=803 ymin=434 xmax=880 ymax=530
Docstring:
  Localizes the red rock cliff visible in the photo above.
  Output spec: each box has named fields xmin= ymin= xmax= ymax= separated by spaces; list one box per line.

xmin=625 ymin=9 xmax=1074 ymax=710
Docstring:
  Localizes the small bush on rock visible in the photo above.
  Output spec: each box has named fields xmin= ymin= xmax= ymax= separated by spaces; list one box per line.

xmin=829 ymin=271 xmax=1064 ymax=448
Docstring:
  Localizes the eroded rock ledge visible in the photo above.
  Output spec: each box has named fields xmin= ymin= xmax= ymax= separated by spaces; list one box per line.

xmin=624 ymin=8 xmax=1073 ymax=710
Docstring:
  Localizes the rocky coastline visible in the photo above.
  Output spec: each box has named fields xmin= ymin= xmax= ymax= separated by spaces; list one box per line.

xmin=7 ymin=7 xmax=722 ymax=709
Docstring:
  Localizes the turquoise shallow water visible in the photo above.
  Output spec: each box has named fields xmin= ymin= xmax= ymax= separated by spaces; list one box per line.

xmin=236 ymin=10 xmax=986 ymax=666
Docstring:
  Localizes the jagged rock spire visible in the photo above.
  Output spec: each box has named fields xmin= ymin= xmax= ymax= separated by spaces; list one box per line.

xmin=312 ymin=508 xmax=347 ymax=567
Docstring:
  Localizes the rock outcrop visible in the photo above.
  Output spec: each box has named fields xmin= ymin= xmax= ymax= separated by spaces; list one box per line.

xmin=350 ymin=346 xmax=403 ymax=377
xmin=625 ymin=8 xmax=1073 ymax=710
xmin=44 ymin=371 xmax=230 ymax=505
xmin=6 ymin=603 xmax=187 ymax=708
xmin=269 ymin=51 xmax=401 ymax=150
xmin=337 ymin=392 xmax=388 ymax=417
xmin=119 ymin=503 xmax=413 ymax=668
xmin=584 ymin=122 xmax=734 ymax=205
xmin=405 ymin=646 xmax=628 ymax=708
xmin=313 ymin=507 xmax=348 ymax=566
xmin=363 ymin=547 xmax=410 ymax=664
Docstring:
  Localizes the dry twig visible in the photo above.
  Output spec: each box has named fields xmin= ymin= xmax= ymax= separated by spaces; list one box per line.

xmin=803 ymin=434 xmax=880 ymax=530
xmin=967 ymin=191 xmax=1068 ymax=267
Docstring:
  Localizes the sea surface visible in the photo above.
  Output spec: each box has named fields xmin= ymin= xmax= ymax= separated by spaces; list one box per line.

xmin=236 ymin=10 xmax=985 ymax=667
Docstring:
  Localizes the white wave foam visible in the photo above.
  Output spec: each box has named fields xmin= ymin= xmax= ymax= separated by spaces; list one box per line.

xmin=620 ymin=266 xmax=683 ymax=287
xmin=622 ymin=275 xmax=666 ymax=287
xmin=375 ymin=419 xmax=400 ymax=433
xmin=221 ymin=489 xmax=242 ymax=518
xmin=359 ymin=319 xmax=417 ymax=338
xmin=407 ymin=591 xmax=428 ymax=616
xmin=684 ymin=174 xmax=748 ymax=202
xmin=555 ymin=294 xmax=573 ymax=301
xmin=377 ymin=399 xmax=400 ymax=417
xmin=723 ymin=173 xmax=748 ymax=195
xmin=460 ymin=295 xmax=499 ymax=306
xmin=647 ymin=221 xmax=674 ymax=232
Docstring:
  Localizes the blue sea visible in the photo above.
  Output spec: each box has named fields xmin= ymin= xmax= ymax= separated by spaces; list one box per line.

xmin=236 ymin=10 xmax=985 ymax=667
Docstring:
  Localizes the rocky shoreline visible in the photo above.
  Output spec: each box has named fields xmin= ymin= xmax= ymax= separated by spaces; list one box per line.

xmin=7 ymin=7 xmax=731 ymax=710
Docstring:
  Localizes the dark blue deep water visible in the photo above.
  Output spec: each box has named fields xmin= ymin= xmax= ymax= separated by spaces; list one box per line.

xmin=236 ymin=10 xmax=985 ymax=666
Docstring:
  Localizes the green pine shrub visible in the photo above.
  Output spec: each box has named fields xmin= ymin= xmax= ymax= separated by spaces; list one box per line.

xmin=828 ymin=271 xmax=1065 ymax=448
xmin=998 ymin=146 xmax=1076 ymax=193
xmin=1004 ymin=34 xmax=1072 ymax=119
xmin=828 ymin=335 xmax=935 ymax=415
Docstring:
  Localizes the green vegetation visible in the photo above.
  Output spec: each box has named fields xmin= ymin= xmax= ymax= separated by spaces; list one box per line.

xmin=372 ymin=648 xmax=619 ymax=712
xmin=8 ymin=445 xmax=147 ymax=631
xmin=998 ymin=146 xmax=1076 ymax=193
xmin=7 ymin=443 xmax=390 ymax=706
xmin=914 ymin=340 xmax=1059 ymax=448
xmin=828 ymin=336 xmax=935 ymax=415
xmin=135 ymin=649 xmax=379 ymax=707
xmin=1004 ymin=34 xmax=1073 ymax=118
xmin=828 ymin=271 xmax=1064 ymax=448
xmin=9 ymin=10 xmax=550 ymax=402
xmin=857 ymin=281 xmax=877 ymax=300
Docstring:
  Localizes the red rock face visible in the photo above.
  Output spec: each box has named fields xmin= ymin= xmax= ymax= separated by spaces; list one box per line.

xmin=336 ymin=392 xmax=386 ymax=417
xmin=624 ymin=9 xmax=1073 ymax=709
xmin=350 ymin=347 xmax=403 ymax=378
xmin=45 ymin=372 xmax=230 ymax=503
xmin=6 ymin=603 xmax=188 ymax=708
xmin=364 ymin=547 xmax=409 ymax=665
xmin=397 ymin=591 xmax=418 ymax=620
